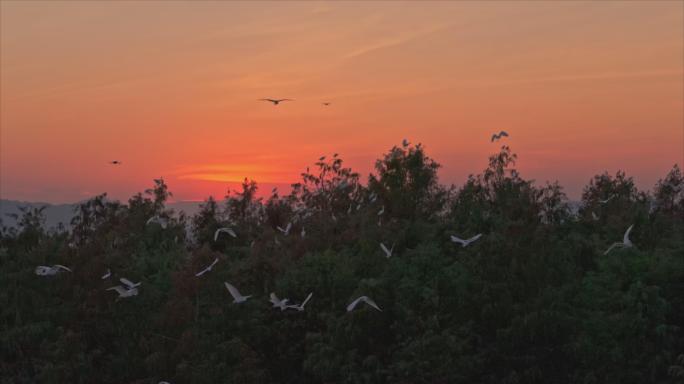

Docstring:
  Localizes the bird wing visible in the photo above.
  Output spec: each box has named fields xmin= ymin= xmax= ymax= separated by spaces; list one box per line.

xmin=346 ymin=296 xmax=364 ymax=312
xmin=195 ymin=267 xmax=209 ymax=277
xmin=277 ymin=226 xmax=286 ymax=233
xmin=380 ymin=243 xmax=392 ymax=258
xmin=107 ymin=286 xmax=127 ymax=295
xmin=119 ymin=277 xmax=138 ymax=288
xmin=285 ymin=222 xmax=292 ymax=233
xmin=53 ymin=264 xmax=72 ymax=272
xmin=35 ymin=266 xmax=51 ymax=275
xmin=146 ymin=216 xmax=156 ymax=225
xmin=209 ymin=258 xmax=219 ymax=269
xmin=226 ymin=228 xmax=237 ymax=238
xmin=101 ymin=269 xmax=111 ymax=279
xmin=362 ymin=296 xmax=382 ymax=312
xmin=600 ymin=195 xmax=615 ymax=204
xmin=467 ymin=234 xmax=483 ymax=243
xmin=269 ymin=292 xmax=280 ymax=305
xmin=259 ymin=99 xmax=276 ymax=102
xmin=623 ymin=224 xmax=634 ymax=244
xmin=500 ymin=131 xmax=509 ymax=137
xmin=450 ymin=235 xmax=465 ymax=244
xmin=301 ymin=292 xmax=313 ymax=308
xmin=214 ymin=229 xmax=222 ymax=241
xmin=491 ymin=134 xmax=497 ymax=142
xmin=224 ymin=282 xmax=243 ymax=300
xmin=603 ymin=243 xmax=620 ymax=255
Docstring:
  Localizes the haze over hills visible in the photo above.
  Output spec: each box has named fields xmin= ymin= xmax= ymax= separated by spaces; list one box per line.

xmin=1 ymin=197 xmax=588 ymax=229
xmin=0 ymin=199 xmax=204 ymax=229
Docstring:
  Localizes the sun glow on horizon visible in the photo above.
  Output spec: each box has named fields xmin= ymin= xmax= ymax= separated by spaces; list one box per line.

xmin=1 ymin=1 xmax=682 ymax=204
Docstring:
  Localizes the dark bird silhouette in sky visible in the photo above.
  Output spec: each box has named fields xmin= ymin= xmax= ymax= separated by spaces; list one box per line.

xmin=322 ymin=102 xmax=331 ymax=106
xmin=110 ymin=160 xmax=121 ymax=165
xmin=260 ymin=98 xmax=293 ymax=105
xmin=491 ymin=131 xmax=509 ymax=142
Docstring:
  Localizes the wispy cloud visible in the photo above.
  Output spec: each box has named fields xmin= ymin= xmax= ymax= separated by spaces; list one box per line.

xmin=342 ymin=23 xmax=452 ymax=60
xmin=481 ymin=69 xmax=683 ymax=87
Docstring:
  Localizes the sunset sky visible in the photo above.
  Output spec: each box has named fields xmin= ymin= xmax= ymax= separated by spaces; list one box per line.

xmin=1 ymin=1 xmax=682 ymax=204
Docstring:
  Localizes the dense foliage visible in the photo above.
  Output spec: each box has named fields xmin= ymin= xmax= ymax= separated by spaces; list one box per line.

xmin=1 ymin=144 xmax=683 ymax=384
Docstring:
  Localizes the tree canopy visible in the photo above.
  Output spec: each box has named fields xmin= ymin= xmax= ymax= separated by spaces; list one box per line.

xmin=1 ymin=144 xmax=682 ymax=384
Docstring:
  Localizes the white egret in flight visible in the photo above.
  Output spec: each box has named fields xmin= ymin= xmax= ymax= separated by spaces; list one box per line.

xmin=604 ymin=224 xmax=635 ymax=255
xmin=35 ymin=265 xmax=72 ymax=276
xmin=269 ymin=293 xmax=289 ymax=311
xmin=599 ymin=195 xmax=617 ymax=204
xmin=107 ymin=285 xmax=139 ymax=298
xmin=195 ymin=258 xmax=219 ymax=277
xmin=380 ymin=243 xmax=394 ymax=258
xmin=119 ymin=277 xmax=141 ymax=289
xmin=286 ymin=292 xmax=313 ymax=311
xmin=224 ymin=282 xmax=251 ymax=303
xmin=214 ymin=227 xmax=237 ymax=241
xmin=146 ymin=216 xmax=168 ymax=229
xmin=450 ymin=233 xmax=483 ymax=247
xmin=347 ymin=296 xmax=382 ymax=312
xmin=277 ymin=222 xmax=292 ymax=236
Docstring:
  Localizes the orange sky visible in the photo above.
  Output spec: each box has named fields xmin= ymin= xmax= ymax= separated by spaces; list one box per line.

xmin=1 ymin=1 xmax=682 ymax=203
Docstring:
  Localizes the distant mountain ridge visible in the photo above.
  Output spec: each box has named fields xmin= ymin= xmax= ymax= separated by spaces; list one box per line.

xmin=0 ymin=199 xmax=205 ymax=229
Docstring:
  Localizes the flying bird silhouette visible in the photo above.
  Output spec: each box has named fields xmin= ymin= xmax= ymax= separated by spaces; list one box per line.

xmin=146 ymin=216 xmax=168 ymax=229
xmin=450 ymin=233 xmax=483 ymax=247
xmin=101 ymin=269 xmax=111 ymax=280
xmin=107 ymin=285 xmax=139 ymax=299
xmin=491 ymin=131 xmax=509 ymax=142
xmin=277 ymin=222 xmax=292 ymax=236
xmin=35 ymin=265 xmax=72 ymax=276
xmin=603 ymin=224 xmax=634 ymax=255
xmin=286 ymin=292 xmax=313 ymax=311
xmin=224 ymin=282 xmax=251 ymax=303
xmin=214 ymin=227 xmax=237 ymax=241
xmin=260 ymin=98 xmax=293 ymax=105
xmin=380 ymin=242 xmax=394 ymax=258
xmin=195 ymin=258 xmax=219 ymax=277
xmin=110 ymin=161 xmax=121 ymax=165
xmin=347 ymin=296 xmax=382 ymax=312
xmin=322 ymin=102 xmax=331 ymax=106
xmin=269 ymin=293 xmax=289 ymax=311
xmin=599 ymin=195 xmax=617 ymax=204
xmin=120 ymin=277 xmax=141 ymax=289
xmin=369 ymin=193 xmax=378 ymax=203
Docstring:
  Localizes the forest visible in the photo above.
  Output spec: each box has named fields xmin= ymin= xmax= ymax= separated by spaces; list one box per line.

xmin=1 ymin=143 xmax=683 ymax=384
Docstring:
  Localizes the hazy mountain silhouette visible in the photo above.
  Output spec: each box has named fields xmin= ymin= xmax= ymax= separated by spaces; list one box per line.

xmin=0 ymin=199 xmax=204 ymax=228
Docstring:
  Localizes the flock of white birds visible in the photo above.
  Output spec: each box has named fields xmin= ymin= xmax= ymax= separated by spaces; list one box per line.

xmin=41 ymin=130 xmax=645 ymax=384
xmin=44 ymin=131 xmax=638 ymax=314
